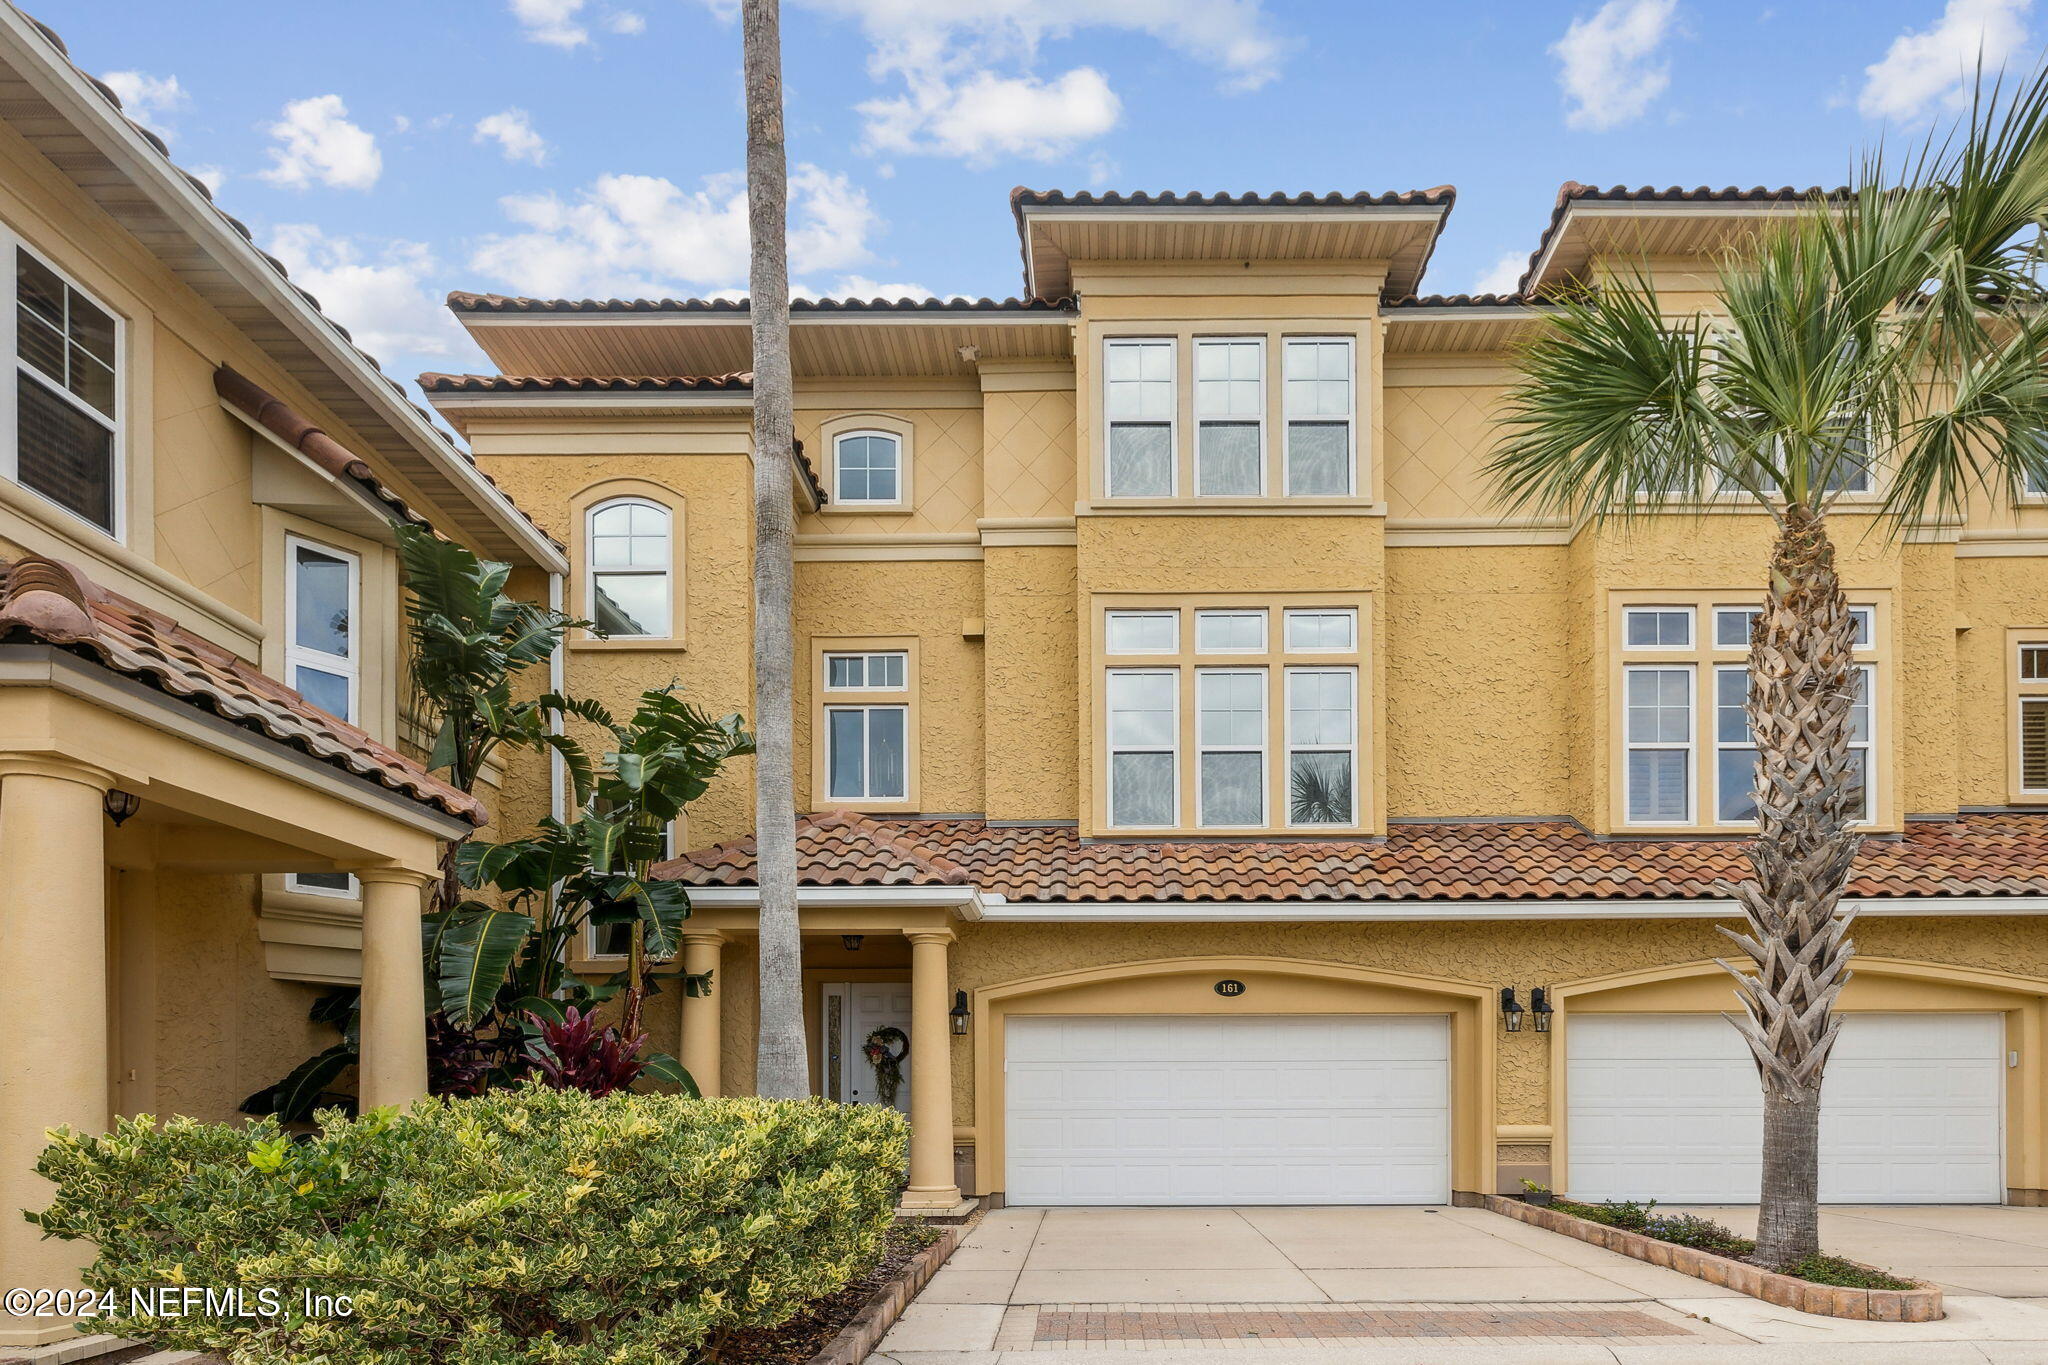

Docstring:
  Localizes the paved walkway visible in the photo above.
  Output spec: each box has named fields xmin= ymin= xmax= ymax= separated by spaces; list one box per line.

xmin=870 ymin=1205 xmax=2048 ymax=1364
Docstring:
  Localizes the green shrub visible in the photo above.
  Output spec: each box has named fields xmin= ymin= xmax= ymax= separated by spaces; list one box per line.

xmin=28 ymin=1087 xmax=907 ymax=1364
xmin=1641 ymin=1213 xmax=1755 ymax=1258
xmin=1553 ymin=1196 xmax=1656 ymax=1231
xmin=1780 ymin=1253 xmax=1916 ymax=1290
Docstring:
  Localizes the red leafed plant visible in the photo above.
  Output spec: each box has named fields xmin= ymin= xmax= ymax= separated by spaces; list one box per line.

xmin=528 ymin=1007 xmax=648 ymax=1098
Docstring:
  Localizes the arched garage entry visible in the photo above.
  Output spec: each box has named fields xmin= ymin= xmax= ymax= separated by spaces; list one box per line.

xmin=970 ymin=956 xmax=1495 ymax=1206
xmin=1551 ymin=957 xmax=2048 ymax=1205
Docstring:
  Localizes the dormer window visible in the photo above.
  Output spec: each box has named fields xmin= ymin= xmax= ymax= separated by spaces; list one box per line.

xmin=834 ymin=430 xmax=902 ymax=504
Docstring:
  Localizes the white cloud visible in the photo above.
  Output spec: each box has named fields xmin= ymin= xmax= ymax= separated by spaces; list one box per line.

xmin=779 ymin=0 xmax=1284 ymax=163
xmin=258 ymin=95 xmax=382 ymax=191
xmin=475 ymin=108 xmax=549 ymax=165
xmin=510 ymin=0 xmax=590 ymax=47
xmin=1472 ymin=251 xmax=1527 ymax=297
xmin=821 ymin=275 xmax=935 ymax=300
xmin=267 ymin=224 xmax=468 ymax=360
xmin=101 ymin=71 xmax=186 ymax=130
xmin=603 ymin=9 xmax=647 ymax=33
xmin=1859 ymin=0 xmax=2030 ymax=121
xmin=469 ymin=164 xmax=880 ymax=300
xmin=860 ymin=67 xmax=1120 ymax=163
xmin=1551 ymin=0 xmax=1679 ymax=131
xmin=188 ymin=165 xmax=227 ymax=194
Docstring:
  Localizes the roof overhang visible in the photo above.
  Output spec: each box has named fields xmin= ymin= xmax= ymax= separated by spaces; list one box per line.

xmin=1014 ymin=201 xmax=1452 ymax=299
xmin=0 ymin=8 xmax=564 ymax=572
xmin=1383 ymin=301 xmax=1560 ymax=355
xmin=1525 ymin=197 xmax=1824 ymax=295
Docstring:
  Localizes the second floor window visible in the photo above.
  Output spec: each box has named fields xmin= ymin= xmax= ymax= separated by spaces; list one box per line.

xmin=1107 ymin=668 xmax=1177 ymax=827
xmin=587 ymin=497 xmax=670 ymax=638
xmin=1195 ymin=338 xmax=1263 ymax=496
xmin=824 ymin=650 xmax=909 ymax=801
xmin=1105 ymin=338 xmax=1175 ymax=497
xmin=2017 ymin=640 xmax=2048 ymax=795
xmin=834 ymin=431 xmax=901 ymax=504
xmin=1283 ymin=337 xmax=1353 ymax=496
xmin=12 ymin=246 xmax=119 ymax=536
xmin=286 ymin=536 xmax=358 ymax=723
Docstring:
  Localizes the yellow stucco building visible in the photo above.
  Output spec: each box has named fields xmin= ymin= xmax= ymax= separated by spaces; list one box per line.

xmin=426 ymin=184 xmax=2048 ymax=1217
xmin=9 ymin=4 xmax=2048 ymax=1342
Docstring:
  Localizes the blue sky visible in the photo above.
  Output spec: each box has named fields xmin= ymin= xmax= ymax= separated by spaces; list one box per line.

xmin=33 ymin=0 xmax=2038 ymax=397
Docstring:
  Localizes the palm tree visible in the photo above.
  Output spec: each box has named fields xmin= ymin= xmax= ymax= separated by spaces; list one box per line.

xmin=1488 ymin=78 xmax=2048 ymax=1267
xmin=742 ymin=0 xmax=807 ymax=1099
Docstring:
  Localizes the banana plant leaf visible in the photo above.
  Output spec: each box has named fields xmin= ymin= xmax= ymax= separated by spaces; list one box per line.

xmin=241 ymin=1042 xmax=358 ymax=1122
xmin=638 ymin=1051 xmax=701 ymax=1097
xmin=436 ymin=906 xmax=536 ymax=1027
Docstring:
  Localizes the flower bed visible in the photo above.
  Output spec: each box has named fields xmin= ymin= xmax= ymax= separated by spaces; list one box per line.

xmin=1482 ymin=1195 xmax=1942 ymax=1321
xmin=714 ymin=1219 xmax=959 ymax=1365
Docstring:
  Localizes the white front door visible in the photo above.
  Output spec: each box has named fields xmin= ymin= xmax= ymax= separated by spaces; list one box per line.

xmin=1567 ymin=1012 xmax=2005 ymax=1203
xmin=1004 ymin=1014 xmax=1452 ymax=1206
xmin=824 ymin=981 xmax=912 ymax=1114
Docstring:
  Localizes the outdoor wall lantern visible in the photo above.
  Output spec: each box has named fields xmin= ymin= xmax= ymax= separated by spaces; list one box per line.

xmin=1499 ymin=986 xmax=1524 ymax=1033
xmin=103 ymin=789 xmax=141 ymax=826
xmin=950 ymin=990 xmax=970 ymax=1035
xmin=841 ymin=935 xmax=864 ymax=951
xmin=1531 ymin=987 xmax=1555 ymax=1033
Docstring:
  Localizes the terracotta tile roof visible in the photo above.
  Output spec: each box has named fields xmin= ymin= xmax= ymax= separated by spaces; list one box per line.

xmin=419 ymin=373 xmax=755 ymax=393
xmin=657 ymin=813 xmax=2048 ymax=903
xmin=1519 ymin=181 xmax=1850 ymax=295
xmin=1010 ymin=187 xmax=1458 ymax=210
xmin=1383 ymin=293 xmax=1552 ymax=309
xmin=0 ymin=554 xmax=485 ymax=826
xmin=445 ymin=292 xmax=1076 ymax=315
xmin=214 ymin=366 xmax=435 ymax=534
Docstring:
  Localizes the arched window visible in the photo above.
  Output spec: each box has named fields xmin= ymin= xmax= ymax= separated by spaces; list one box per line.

xmin=586 ymin=497 xmax=671 ymax=638
xmin=833 ymin=430 xmax=902 ymax=504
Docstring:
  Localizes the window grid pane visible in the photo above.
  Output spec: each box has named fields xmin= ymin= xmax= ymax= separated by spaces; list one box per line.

xmin=1284 ymin=609 xmax=1356 ymax=652
xmin=2022 ymin=644 xmax=2048 ymax=682
xmin=836 ymin=433 xmax=901 ymax=503
xmin=1198 ymin=667 xmax=1265 ymax=827
xmin=1624 ymin=665 xmax=1692 ymax=823
xmin=1108 ymin=669 xmax=1177 ymax=827
xmin=824 ymin=651 xmax=907 ymax=691
xmin=1286 ymin=667 xmax=1356 ymax=826
xmin=1105 ymin=611 xmax=1178 ymax=654
xmin=1624 ymin=608 xmax=1693 ymax=648
xmin=1195 ymin=610 xmax=1266 ymax=654
xmin=586 ymin=500 xmax=669 ymax=638
xmin=1283 ymin=338 xmax=1352 ymax=497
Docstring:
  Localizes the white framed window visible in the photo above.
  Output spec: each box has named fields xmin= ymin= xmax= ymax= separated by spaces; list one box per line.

xmin=1713 ymin=606 xmax=1760 ymax=649
xmin=1623 ymin=606 xmax=1694 ymax=649
xmin=1194 ymin=337 xmax=1263 ymax=496
xmin=8 ymin=242 xmax=122 ymax=537
xmin=586 ymin=497 xmax=671 ymax=639
xmin=1105 ymin=609 xmax=1179 ymax=655
xmin=1104 ymin=338 xmax=1176 ymax=497
xmin=285 ymin=535 xmax=359 ymax=723
xmin=2022 ymin=697 xmax=2048 ymax=793
xmin=1197 ymin=668 xmax=1266 ymax=827
xmin=1848 ymin=605 xmax=1874 ymax=649
xmin=1846 ymin=663 xmax=1874 ymax=823
xmin=825 ymin=704 xmax=907 ymax=801
xmin=289 ymin=871 xmax=356 ymax=897
xmin=1195 ymin=609 xmax=1266 ymax=654
xmin=1283 ymin=608 xmax=1357 ymax=653
xmin=824 ymin=650 xmax=907 ymax=691
xmin=1285 ymin=666 xmax=1356 ymax=826
xmin=1283 ymin=337 xmax=1354 ymax=497
xmin=1713 ymin=664 xmax=1757 ymax=824
xmin=833 ymin=430 xmax=902 ymax=504
xmin=1107 ymin=668 xmax=1178 ymax=827
xmin=1624 ymin=664 xmax=1694 ymax=824
xmin=2023 ymin=643 xmax=2048 ymax=682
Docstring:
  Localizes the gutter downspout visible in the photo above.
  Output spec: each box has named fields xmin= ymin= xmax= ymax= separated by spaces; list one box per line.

xmin=549 ymin=571 xmax=567 ymax=827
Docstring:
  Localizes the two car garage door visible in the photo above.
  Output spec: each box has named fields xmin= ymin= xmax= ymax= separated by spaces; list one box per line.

xmin=1002 ymin=1011 xmax=2004 ymax=1207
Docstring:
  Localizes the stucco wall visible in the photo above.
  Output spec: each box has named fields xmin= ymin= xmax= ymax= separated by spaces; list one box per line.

xmin=983 ymin=546 xmax=1079 ymax=820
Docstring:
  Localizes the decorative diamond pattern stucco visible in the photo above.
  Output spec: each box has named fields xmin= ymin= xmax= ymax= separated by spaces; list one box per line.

xmin=985 ymin=388 xmax=1077 ymax=520
xmin=1383 ymin=384 xmax=1508 ymax=521
xmin=797 ymin=407 xmax=984 ymax=535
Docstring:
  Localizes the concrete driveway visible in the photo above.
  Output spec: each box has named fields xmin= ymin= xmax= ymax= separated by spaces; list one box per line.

xmin=872 ymin=1205 xmax=2048 ymax=1364
xmin=1663 ymin=1205 xmax=2048 ymax=1300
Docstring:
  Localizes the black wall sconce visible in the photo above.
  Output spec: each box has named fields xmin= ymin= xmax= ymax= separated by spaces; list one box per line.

xmin=1531 ymin=986 xmax=1555 ymax=1033
xmin=950 ymin=990 xmax=970 ymax=1035
xmin=841 ymin=934 xmax=864 ymax=951
xmin=103 ymin=789 xmax=141 ymax=826
xmin=1499 ymin=986 xmax=1524 ymax=1033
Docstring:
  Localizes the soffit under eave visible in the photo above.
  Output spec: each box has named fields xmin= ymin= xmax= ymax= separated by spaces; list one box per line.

xmin=1022 ymin=213 xmax=1446 ymax=300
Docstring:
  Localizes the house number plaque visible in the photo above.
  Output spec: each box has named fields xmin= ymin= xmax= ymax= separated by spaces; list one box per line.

xmin=1213 ymin=979 xmax=1246 ymax=997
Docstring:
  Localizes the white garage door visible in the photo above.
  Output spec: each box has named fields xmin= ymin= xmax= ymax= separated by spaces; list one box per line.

xmin=1004 ymin=1014 xmax=1450 ymax=1206
xmin=1568 ymin=1013 xmax=2004 ymax=1204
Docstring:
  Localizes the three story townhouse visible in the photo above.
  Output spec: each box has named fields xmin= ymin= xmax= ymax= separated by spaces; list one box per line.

xmin=432 ymin=184 xmax=2048 ymax=1217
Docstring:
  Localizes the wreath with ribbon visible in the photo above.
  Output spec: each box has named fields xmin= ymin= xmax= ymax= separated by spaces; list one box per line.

xmin=862 ymin=1026 xmax=911 ymax=1105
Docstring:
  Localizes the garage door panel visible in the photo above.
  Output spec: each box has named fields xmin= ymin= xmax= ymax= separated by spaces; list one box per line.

xmin=1006 ymin=1014 xmax=1451 ymax=1206
xmin=1569 ymin=1013 xmax=2002 ymax=1204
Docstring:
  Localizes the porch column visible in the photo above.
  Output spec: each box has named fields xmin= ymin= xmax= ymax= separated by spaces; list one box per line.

xmin=0 ymin=757 xmax=114 ymax=1347
xmin=356 ymin=868 xmax=432 ymax=1111
xmin=901 ymin=928 xmax=963 ymax=1210
xmin=680 ymin=931 xmax=723 ymax=1097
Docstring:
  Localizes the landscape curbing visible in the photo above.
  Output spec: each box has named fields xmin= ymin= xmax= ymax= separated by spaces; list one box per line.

xmin=808 ymin=1210 xmax=975 ymax=1365
xmin=1479 ymin=1194 xmax=1944 ymax=1322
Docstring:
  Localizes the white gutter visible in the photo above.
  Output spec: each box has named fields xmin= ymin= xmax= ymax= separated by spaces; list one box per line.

xmin=454 ymin=310 xmax=1074 ymax=329
xmin=0 ymin=9 xmax=567 ymax=575
xmin=426 ymin=391 xmax=755 ymax=411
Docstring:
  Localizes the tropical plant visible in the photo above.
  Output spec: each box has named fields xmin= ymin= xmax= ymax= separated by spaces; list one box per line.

xmin=529 ymin=1006 xmax=651 ymax=1098
xmin=30 ymin=1088 xmax=908 ymax=1364
xmin=435 ymin=685 xmax=753 ymax=1087
xmin=1487 ymin=73 xmax=2048 ymax=1266
xmin=743 ymin=0 xmax=808 ymax=1100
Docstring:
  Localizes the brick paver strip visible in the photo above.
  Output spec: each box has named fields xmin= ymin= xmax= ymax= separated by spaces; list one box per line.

xmin=1033 ymin=1307 xmax=1695 ymax=1343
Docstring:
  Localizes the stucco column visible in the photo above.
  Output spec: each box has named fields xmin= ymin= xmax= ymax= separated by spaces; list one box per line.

xmin=0 ymin=758 xmax=114 ymax=1347
xmin=680 ymin=932 xmax=724 ymax=1097
xmin=901 ymin=928 xmax=962 ymax=1209
xmin=356 ymin=868 xmax=432 ymax=1111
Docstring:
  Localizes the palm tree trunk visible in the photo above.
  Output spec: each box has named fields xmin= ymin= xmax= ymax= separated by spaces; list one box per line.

xmin=1715 ymin=502 xmax=1862 ymax=1268
xmin=742 ymin=0 xmax=807 ymax=1100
